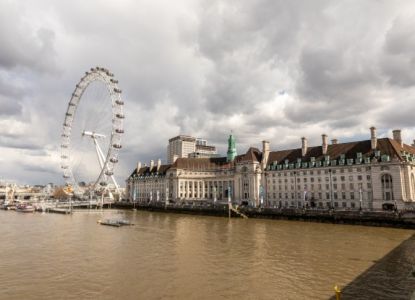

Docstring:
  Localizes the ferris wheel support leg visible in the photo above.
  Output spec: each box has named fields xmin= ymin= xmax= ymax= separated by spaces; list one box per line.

xmin=93 ymin=138 xmax=105 ymax=170
xmin=94 ymin=137 xmax=121 ymax=196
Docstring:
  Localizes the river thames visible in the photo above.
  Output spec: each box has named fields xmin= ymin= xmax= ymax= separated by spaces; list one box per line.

xmin=0 ymin=210 xmax=414 ymax=299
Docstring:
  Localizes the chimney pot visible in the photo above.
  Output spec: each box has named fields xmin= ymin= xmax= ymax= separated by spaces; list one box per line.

xmin=262 ymin=140 xmax=270 ymax=169
xmin=150 ymin=160 xmax=154 ymax=169
xmin=136 ymin=161 xmax=141 ymax=174
xmin=322 ymin=134 xmax=328 ymax=155
xmin=331 ymin=139 xmax=338 ymax=145
xmin=370 ymin=126 xmax=377 ymax=150
xmin=301 ymin=137 xmax=308 ymax=156
xmin=392 ymin=129 xmax=403 ymax=147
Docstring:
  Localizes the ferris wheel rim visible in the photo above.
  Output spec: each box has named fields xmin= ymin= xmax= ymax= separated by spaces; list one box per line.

xmin=60 ymin=67 xmax=124 ymax=195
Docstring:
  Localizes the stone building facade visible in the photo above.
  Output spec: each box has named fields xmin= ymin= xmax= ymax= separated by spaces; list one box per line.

xmin=126 ymin=129 xmax=415 ymax=210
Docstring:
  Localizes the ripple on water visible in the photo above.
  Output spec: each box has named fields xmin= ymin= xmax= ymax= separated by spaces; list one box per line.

xmin=0 ymin=210 xmax=413 ymax=300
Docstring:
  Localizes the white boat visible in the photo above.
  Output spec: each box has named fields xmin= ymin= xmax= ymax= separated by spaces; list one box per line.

xmin=15 ymin=204 xmax=35 ymax=213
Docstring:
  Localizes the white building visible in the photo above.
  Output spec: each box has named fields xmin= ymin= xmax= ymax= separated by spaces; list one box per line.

xmin=127 ymin=128 xmax=415 ymax=210
xmin=167 ymin=135 xmax=217 ymax=163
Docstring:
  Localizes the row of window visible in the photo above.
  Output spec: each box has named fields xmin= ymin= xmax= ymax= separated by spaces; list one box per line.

xmin=268 ymin=191 xmax=372 ymax=200
xmin=268 ymin=174 xmax=370 ymax=184
xmin=270 ymin=182 xmax=372 ymax=191
xmin=268 ymin=166 xmax=373 ymax=177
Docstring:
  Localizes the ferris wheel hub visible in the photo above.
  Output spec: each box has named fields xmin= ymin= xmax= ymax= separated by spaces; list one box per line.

xmin=82 ymin=131 xmax=106 ymax=139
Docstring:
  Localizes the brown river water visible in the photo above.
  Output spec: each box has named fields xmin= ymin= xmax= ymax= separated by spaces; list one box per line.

xmin=0 ymin=209 xmax=414 ymax=299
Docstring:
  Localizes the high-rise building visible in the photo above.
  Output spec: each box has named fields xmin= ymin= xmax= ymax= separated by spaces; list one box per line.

xmin=167 ymin=135 xmax=217 ymax=163
xmin=167 ymin=135 xmax=196 ymax=164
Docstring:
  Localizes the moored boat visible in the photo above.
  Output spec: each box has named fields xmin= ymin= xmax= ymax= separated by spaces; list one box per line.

xmin=98 ymin=219 xmax=121 ymax=227
xmin=15 ymin=204 xmax=35 ymax=213
xmin=97 ymin=219 xmax=134 ymax=227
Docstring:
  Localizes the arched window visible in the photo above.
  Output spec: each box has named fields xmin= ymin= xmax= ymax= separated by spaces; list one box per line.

xmin=381 ymin=174 xmax=393 ymax=201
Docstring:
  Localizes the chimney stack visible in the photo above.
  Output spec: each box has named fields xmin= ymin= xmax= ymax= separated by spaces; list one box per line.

xmin=322 ymin=134 xmax=328 ymax=155
xmin=412 ymin=139 xmax=415 ymax=147
xmin=331 ymin=139 xmax=338 ymax=145
xmin=150 ymin=160 xmax=154 ymax=170
xmin=262 ymin=140 xmax=270 ymax=170
xmin=301 ymin=137 xmax=308 ymax=157
xmin=370 ymin=126 xmax=377 ymax=150
xmin=136 ymin=161 xmax=141 ymax=174
xmin=392 ymin=129 xmax=403 ymax=147
xmin=157 ymin=158 xmax=161 ymax=170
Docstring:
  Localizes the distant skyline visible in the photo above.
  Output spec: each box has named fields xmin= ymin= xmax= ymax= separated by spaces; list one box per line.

xmin=1 ymin=0 xmax=415 ymax=185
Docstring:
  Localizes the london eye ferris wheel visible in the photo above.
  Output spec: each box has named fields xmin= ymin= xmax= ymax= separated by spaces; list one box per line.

xmin=60 ymin=67 xmax=124 ymax=196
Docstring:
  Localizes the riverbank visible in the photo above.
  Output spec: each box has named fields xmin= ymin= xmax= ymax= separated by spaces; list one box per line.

xmin=113 ymin=202 xmax=415 ymax=229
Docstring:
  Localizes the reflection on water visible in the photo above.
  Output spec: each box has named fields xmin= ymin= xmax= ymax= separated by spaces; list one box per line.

xmin=0 ymin=210 xmax=413 ymax=299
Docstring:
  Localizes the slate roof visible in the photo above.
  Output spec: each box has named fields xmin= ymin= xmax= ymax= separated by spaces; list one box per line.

xmin=266 ymin=138 xmax=415 ymax=166
xmin=128 ymin=164 xmax=171 ymax=178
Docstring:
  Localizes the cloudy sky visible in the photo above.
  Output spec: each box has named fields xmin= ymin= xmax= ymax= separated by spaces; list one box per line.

xmin=1 ymin=0 xmax=415 ymax=185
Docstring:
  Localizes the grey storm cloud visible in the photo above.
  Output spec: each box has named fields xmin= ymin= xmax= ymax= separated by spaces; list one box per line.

xmin=0 ymin=0 xmax=414 ymax=185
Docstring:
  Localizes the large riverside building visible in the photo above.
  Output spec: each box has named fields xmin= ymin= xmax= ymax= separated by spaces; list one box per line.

xmin=127 ymin=128 xmax=415 ymax=210
xmin=166 ymin=135 xmax=217 ymax=163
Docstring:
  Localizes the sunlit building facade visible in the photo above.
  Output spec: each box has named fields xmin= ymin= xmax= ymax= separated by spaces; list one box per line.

xmin=127 ymin=128 xmax=415 ymax=210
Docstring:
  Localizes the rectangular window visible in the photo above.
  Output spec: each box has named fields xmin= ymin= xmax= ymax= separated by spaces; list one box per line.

xmin=358 ymin=175 xmax=363 ymax=181
xmin=349 ymin=183 xmax=354 ymax=189
xmin=367 ymin=183 xmax=371 ymax=188
xmin=334 ymin=192 xmax=338 ymax=199
xmin=342 ymin=192 xmax=346 ymax=200
xmin=367 ymin=175 xmax=371 ymax=180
